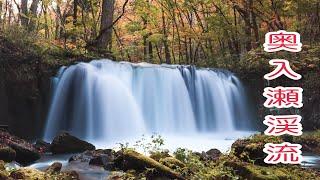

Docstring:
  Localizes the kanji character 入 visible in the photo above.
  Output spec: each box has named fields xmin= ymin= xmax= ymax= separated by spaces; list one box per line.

xmin=263 ymin=87 xmax=303 ymax=108
xmin=263 ymin=115 xmax=302 ymax=136
xmin=264 ymin=59 xmax=301 ymax=80
xmin=263 ymin=30 xmax=302 ymax=52
xmin=264 ymin=142 xmax=302 ymax=164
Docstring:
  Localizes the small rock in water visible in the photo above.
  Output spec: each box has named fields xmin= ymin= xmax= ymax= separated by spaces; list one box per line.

xmin=50 ymin=132 xmax=95 ymax=154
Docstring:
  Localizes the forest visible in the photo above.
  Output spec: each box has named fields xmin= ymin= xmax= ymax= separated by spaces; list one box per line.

xmin=0 ymin=0 xmax=319 ymax=66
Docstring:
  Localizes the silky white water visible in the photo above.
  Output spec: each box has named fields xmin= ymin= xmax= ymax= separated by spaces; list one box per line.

xmin=44 ymin=59 xmax=254 ymax=148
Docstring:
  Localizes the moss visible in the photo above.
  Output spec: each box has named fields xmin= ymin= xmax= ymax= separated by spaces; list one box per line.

xmin=293 ymin=130 xmax=320 ymax=154
xmin=10 ymin=168 xmax=48 ymax=179
xmin=159 ymin=157 xmax=185 ymax=169
xmin=149 ymin=150 xmax=171 ymax=162
xmin=115 ymin=149 xmax=184 ymax=179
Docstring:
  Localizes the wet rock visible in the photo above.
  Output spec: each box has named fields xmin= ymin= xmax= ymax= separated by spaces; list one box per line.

xmin=34 ymin=139 xmax=51 ymax=153
xmin=0 ymin=130 xmax=40 ymax=164
xmin=0 ymin=144 xmax=16 ymax=162
xmin=69 ymin=149 xmax=116 ymax=170
xmin=45 ymin=162 xmax=62 ymax=174
xmin=50 ymin=132 xmax=95 ymax=154
xmin=114 ymin=150 xmax=184 ymax=179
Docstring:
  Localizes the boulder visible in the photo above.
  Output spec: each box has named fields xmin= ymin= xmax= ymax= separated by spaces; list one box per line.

xmin=45 ymin=162 xmax=62 ymax=174
xmin=197 ymin=148 xmax=222 ymax=161
xmin=69 ymin=149 xmax=116 ymax=170
xmin=205 ymin=149 xmax=222 ymax=160
xmin=0 ymin=144 xmax=16 ymax=162
xmin=0 ymin=130 xmax=40 ymax=164
xmin=50 ymin=132 xmax=95 ymax=154
xmin=114 ymin=150 xmax=184 ymax=180
xmin=34 ymin=140 xmax=51 ymax=153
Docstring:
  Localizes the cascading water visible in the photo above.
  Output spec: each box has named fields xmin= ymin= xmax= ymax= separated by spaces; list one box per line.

xmin=44 ymin=59 xmax=254 ymax=147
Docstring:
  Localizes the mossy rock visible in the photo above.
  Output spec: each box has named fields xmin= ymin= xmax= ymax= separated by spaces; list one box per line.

xmin=159 ymin=157 xmax=185 ymax=170
xmin=231 ymin=134 xmax=283 ymax=165
xmin=225 ymin=162 xmax=287 ymax=180
xmin=114 ymin=149 xmax=184 ymax=179
xmin=225 ymin=161 xmax=320 ymax=180
xmin=149 ymin=150 xmax=171 ymax=162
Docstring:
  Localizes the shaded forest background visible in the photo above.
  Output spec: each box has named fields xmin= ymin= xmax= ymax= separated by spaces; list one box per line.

xmin=0 ymin=0 xmax=320 ymax=68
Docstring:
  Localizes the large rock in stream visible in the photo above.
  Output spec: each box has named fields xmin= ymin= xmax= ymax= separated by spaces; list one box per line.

xmin=0 ymin=130 xmax=40 ymax=164
xmin=50 ymin=132 xmax=95 ymax=154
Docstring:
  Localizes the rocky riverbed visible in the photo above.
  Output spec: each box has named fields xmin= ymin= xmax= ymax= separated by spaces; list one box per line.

xmin=0 ymin=129 xmax=320 ymax=179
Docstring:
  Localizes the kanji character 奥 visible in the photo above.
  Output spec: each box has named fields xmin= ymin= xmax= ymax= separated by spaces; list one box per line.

xmin=264 ymin=30 xmax=302 ymax=52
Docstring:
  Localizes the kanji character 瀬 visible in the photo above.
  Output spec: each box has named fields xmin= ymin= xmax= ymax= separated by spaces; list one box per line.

xmin=263 ymin=87 xmax=303 ymax=108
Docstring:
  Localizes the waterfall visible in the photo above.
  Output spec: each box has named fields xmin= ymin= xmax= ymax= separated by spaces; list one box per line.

xmin=44 ymin=59 xmax=253 ymax=142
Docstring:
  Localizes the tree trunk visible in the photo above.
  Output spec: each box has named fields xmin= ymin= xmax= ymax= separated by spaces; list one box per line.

xmin=28 ymin=0 xmax=39 ymax=31
xmin=20 ymin=0 xmax=28 ymax=27
xmin=95 ymin=0 xmax=115 ymax=50
xmin=0 ymin=0 xmax=3 ymax=27
xmin=161 ymin=9 xmax=171 ymax=64
xmin=148 ymin=41 xmax=153 ymax=63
